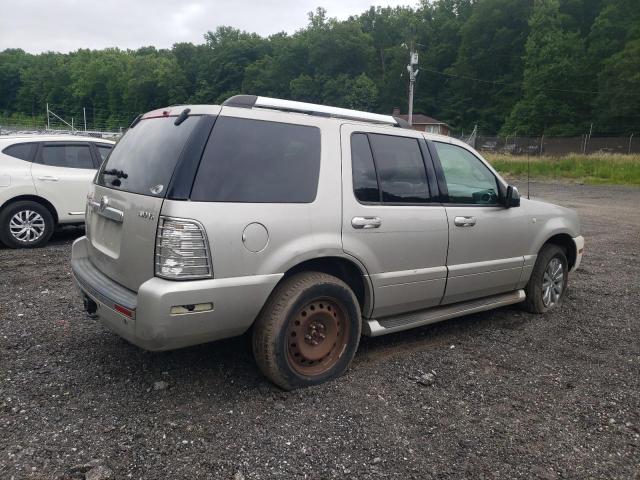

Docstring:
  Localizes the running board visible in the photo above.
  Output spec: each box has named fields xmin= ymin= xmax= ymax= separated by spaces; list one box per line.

xmin=363 ymin=289 xmax=526 ymax=337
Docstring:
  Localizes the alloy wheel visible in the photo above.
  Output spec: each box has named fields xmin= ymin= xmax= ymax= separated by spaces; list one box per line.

xmin=542 ymin=257 xmax=564 ymax=308
xmin=9 ymin=210 xmax=46 ymax=243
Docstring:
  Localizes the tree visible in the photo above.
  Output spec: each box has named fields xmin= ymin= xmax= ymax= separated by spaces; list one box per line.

xmin=503 ymin=0 xmax=589 ymax=135
xmin=442 ymin=0 xmax=531 ymax=133
xmin=0 ymin=0 xmax=638 ymax=135
xmin=594 ymin=39 xmax=640 ymax=133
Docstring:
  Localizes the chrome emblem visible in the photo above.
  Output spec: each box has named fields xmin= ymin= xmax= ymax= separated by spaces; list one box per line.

xmin=150 ymin=184 xmax=164 ymax=195
xmin=138 ymin=211 xmax=154 ymax=221
xmin=99 ymin=196 xmax=109 ymax=212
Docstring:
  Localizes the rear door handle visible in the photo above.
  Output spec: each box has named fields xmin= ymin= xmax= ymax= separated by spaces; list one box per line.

xmin=37 ymin=175 xmax=59 ymax=182
xmin=454 ymin=216 xmax=476 ymax=227
xmin=352 ymin=216 xmax=382 ymax=229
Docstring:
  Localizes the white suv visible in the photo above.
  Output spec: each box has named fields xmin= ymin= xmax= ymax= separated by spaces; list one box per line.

xmin=0 ymin=135 xmax=114 ymax=248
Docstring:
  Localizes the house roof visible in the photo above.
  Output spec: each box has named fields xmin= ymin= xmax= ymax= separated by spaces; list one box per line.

xmin=395 ymin=113 xmax=449 ymax=126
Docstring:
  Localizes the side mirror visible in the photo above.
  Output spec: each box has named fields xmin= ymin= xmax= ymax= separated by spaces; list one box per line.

xmin=505 ymin=185 xmax=520 ymax=208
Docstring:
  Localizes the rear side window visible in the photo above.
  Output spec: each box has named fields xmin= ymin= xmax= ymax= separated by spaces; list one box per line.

xmin=191 ymin=117 xmax=321 ymax=203
xmin=2 ymin=143 xmax=36 ymax=161
xmin=367 ymin=134 xmax=430 ymax=203
xmin=40 ymin=144 xmax=94 ymax=169
xmin=351 ymin=133 xmax=380 ymax=202
xmin=97 ymin=116 xmax=198 ymax=196
xmin=95 ymin=144 xmax=112 ymax=162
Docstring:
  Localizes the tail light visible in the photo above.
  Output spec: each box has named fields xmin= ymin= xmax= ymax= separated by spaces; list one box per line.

xmin=155 ymin=216 xmax=213 ymax=280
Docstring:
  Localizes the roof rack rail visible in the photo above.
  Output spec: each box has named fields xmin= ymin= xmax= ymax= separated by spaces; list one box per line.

xmin=222 ymin=95 xmax=404 ymax=127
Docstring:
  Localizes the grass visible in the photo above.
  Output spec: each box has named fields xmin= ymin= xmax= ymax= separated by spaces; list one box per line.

xmin=484 ymin=153 xmax=640 ymax=186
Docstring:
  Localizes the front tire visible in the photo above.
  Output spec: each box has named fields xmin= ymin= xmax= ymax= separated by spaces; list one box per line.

xmin=0 ymin=201 xmax=55 ymax=248
xmin=523 ymin=244 xmax=569 ymax=313
xmin=252 ymin=272 xmax=362 ymax=390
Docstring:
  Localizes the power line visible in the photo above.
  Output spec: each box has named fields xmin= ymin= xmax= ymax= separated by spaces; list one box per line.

xmin=419 ymin=66 xmax=640 ymax=97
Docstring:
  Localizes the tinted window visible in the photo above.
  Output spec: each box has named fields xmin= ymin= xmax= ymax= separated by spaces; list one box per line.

xmin=97 ymin=116 xmax=198 ymax=196
xmin=368 ymin=134 xmax=430 ymax=203
xmin=434 ymin=142 xmax=499 ymax=205
xmin=351 ymin=133 xmax=380 ymax=203
xmin=191 ymin=117 xmax=321 ymax=203
xmin=95 ymin=144 xmax=112 ymax=162
xmin=3 ymin=143 xmax=36 ymax=161
xmin=40 ymin=144 xmax=94 ymax=169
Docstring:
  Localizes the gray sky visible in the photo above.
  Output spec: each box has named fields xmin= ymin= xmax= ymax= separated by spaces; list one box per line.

xmin=0 ymin=0 xmax=415 ymax=53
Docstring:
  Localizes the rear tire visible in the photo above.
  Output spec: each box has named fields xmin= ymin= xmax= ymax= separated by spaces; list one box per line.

xmin=0 ymin=201 xmax=55 ymax=248
xmin=252 ymin=272 xmax=362 ymax=390
xmin=523 ymin=244 xmax=569 ymax=314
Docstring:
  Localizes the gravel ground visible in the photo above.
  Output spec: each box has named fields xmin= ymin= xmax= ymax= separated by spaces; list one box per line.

xmin=1 ymin=181 xmax=638 ymax=480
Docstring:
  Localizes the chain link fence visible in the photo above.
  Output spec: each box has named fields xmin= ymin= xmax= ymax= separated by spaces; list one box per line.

xmin=470 ymin=135 xmax=639 ymax=156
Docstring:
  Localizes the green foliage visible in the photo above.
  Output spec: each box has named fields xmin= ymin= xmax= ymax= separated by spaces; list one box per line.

xmin=594 ymin=39 xmax=640 ymax=133
xmin=443 ymin=0 xmax=531 ymax=133
xmin=0 ymin=1 xmax=638 ymax=134
xmin=502 ymin=0 xmax=590 ymax=135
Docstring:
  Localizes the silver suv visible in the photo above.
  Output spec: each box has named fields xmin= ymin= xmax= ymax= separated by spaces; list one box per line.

xmin=71 ymin=96 xmax=584 ymax=390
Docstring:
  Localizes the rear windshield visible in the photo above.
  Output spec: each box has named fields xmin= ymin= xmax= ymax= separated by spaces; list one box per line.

xmin=96 ymin=116 xmax=198 ymax=196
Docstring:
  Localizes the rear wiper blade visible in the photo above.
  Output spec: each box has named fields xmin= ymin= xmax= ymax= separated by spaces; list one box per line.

xmin=174 ymin=108 xmax=191 ymax=126
xmin=103 ymin=168 xmax=128 ymax=179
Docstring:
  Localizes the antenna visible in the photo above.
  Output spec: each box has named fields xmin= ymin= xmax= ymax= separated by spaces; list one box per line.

xmin=527 ymin=149 xmax=530 ymax=200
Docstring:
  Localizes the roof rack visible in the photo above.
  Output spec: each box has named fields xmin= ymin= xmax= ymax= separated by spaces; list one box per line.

xmin=222 ymin=95 xmax=405 ymax=127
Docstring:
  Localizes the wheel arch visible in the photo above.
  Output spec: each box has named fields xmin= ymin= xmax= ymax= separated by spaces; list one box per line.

xmin=542 ymin=233 xmax=576 ymax=270
xmin=0 ymin=195 xmax=59 ymax=225
xmin=280 ymin=255 xmax=374 ymax=318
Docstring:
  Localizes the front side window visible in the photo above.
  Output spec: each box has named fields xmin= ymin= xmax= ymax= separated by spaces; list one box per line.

xmin=368 ymin=133 xmax=430 ymax=203
xmin=40 ymin=144 xmax=94 ymax=169
xmin=434 ymin=142 xmax=499 ymax=205
xmin=3 ymin=143 xmax=36 ymax=161
xmin=191 ymin=117 xmax=321 ymax=203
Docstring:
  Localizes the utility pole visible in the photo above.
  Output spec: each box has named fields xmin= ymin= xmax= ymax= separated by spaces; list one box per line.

xmin=83 ymin=107 xmax=87 ymax=132
xmin=406 ymin=48 xmax=419 ymax=126
xmin=46 ymin=103 xmax=50 ymax=131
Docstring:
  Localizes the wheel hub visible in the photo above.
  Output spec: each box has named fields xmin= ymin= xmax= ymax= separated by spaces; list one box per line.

xmin=287 ymin=299 xmax=349 ymax=375
xmin=305 ymin=321 xmax=327 ymax=346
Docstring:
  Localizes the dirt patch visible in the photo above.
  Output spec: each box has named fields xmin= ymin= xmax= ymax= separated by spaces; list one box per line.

xmin=1 ymin=182 xmax=638 ymax=479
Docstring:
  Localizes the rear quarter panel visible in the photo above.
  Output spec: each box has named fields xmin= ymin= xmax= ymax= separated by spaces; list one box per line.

xmin=160 ymin=108 xmax=345 ymax=280
xmin=0 ymin=153 xmax=37 ymax=208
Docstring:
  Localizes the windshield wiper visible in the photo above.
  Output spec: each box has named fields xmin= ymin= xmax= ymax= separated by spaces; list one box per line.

xmin=103 ymin=168 xmax=128 ymax=179
xmin=174 ymin=108 xmax=191 ymax=126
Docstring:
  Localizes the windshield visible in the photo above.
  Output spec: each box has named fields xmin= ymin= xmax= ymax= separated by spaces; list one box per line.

xmin=96 ymin=116 xmax=198 ymax=197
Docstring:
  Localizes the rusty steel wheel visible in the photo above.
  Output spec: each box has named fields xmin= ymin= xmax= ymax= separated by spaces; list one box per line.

xmin=252 ymin=272 xmax=362 ymax=390
xmin=286 ymin=298 xmax=350 ymax=376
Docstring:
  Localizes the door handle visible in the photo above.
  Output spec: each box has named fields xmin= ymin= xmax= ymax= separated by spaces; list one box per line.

xmin=37 ymin=176 xmax=59 ymax=182
xmin=352 ymin=216 xmax=382 ymax=229
xmin=454 ymin=216 xmax=476 ymax=227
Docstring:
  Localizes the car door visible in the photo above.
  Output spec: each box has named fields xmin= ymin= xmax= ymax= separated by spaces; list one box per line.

xmin=31 ymin=142 xmax=98 ymax=222
xmin=341 ymin=123 xmax=448 ymax=318
xmin=428 ymin=139 xmax=527 ymax=305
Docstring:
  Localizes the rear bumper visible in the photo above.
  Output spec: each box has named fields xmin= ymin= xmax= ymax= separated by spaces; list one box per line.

xmin=71 ymin=236 xmax=282 ymax=351
xmin=572 ymin=235 xmax=584 ymax=271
